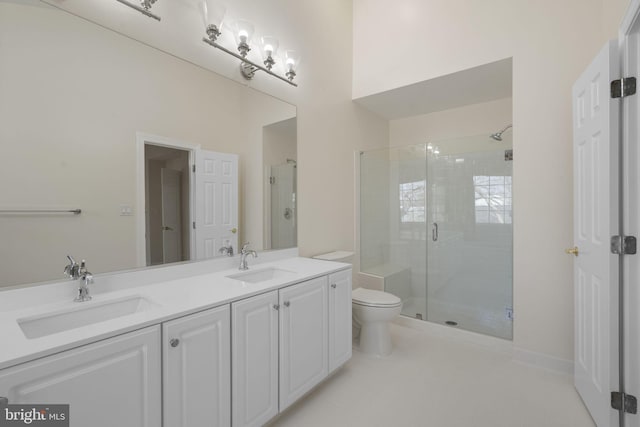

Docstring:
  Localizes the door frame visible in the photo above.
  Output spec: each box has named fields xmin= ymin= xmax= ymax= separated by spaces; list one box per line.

xmin=135 ymin=132 xmax=200 ymax=267
xmin=620 ymin=2 xmax=640 ymax=425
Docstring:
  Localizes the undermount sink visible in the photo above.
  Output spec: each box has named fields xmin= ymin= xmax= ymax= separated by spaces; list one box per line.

xmin=18 ymin=296 xmax=154 ymax=339
xmin=226 ymin=267 xmax=295 ymax=284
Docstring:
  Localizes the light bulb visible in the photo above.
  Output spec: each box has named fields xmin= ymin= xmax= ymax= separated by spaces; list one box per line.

xmin=260 ymin=36 xmax=279 ymax=70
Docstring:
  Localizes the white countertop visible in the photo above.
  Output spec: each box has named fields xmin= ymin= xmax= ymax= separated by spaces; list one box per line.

xmin=0 ymin=253 xmax=350 ymax=370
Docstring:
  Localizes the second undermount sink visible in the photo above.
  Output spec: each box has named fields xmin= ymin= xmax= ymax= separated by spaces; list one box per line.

xmin=226 ymin=267 xmax=296 ymax=284
xmin=18 ymin=296 xmax=155 ymax=339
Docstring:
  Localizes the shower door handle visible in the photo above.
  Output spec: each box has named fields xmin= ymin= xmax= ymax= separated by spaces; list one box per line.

xmin=432 ymin=222 xmax=438 ymax=241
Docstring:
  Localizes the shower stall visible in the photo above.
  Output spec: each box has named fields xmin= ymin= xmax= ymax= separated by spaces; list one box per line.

xmin=359 ymin=135 xmax=513 ymax=339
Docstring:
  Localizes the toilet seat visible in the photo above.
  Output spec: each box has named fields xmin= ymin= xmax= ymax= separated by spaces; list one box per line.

xmin=352 ymin=287 xmax=401 ymax=308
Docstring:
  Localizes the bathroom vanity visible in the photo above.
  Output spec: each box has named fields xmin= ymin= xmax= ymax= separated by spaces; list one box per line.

xmin=0 ymin=252 xmax=352 ymax=427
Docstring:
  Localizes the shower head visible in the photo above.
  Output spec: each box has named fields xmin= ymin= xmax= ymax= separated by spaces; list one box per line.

xmin=490 ymin=124 xmax=513 ymax=141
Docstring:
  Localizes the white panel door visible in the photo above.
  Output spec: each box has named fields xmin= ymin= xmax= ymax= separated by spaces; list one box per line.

xmin=572 ymin=39 xmax=620 ymax=427
xmin=279 ymin=277 xmax=329 ymax=411
xmin=195 ymin=149 xmax=238 ymax=260
xmin=163 ymin=306 xmax=231 ymax=427
xmin=161 ymin=168 xmax=183 ymax=263
xmin=232 ymin=291 xmax=279 ymax=427
xmin=0 ymin=326 xmax=161 ymax=427
xmin=329 ymin=269 xmax=352 ymax=373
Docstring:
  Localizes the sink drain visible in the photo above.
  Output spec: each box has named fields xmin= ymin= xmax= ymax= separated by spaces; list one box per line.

xmin=445 ymin=320 xmax=458 ymax=326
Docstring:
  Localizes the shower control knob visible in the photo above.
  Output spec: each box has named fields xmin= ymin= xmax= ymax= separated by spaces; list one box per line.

xmin=170 ymin=338 xmax=180 ymax=348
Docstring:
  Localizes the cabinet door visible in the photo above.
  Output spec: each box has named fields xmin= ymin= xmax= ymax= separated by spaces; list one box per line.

xmin=163 ymin=305 xmax=231 ymax=427
xmin=279 ymin=276 xmax=328 ymax=410
xmin=329 ymin=269 xmax=352 ymax=372
xmin=232 ymin=290 xmax=279 ymax=427
xmin=0 ymin=326 xmax=161 ymax=427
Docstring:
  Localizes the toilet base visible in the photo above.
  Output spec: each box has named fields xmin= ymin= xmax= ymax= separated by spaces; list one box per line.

xmin=358 ymin=321 xmax=393 ymax=357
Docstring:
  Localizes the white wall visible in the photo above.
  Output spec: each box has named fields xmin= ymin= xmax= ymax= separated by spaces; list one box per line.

xmin=390 ymin=98 xmax=513 ymax=148
xmin=353 ymin=0 xmax=630 ymax=361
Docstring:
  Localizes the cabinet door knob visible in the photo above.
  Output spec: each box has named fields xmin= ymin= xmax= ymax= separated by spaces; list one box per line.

xmin=0 ymin=397 xmax=8 ymax=405
xmin=284 ymin=301 xmax=290 ymax=307
xmin=273 ymin=304 xmax=279 ymax=310
xmin=331 ymin=283 xmax=337 ymax=289
xmin=170 ymin=338 xmax=180 ymax=348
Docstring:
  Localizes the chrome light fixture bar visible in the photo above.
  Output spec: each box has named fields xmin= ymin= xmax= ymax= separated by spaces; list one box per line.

xmin=202 ymin=37 xmax=298 ymax=87
xmin=199 ymin=0 xmax=299 ymax=87
xmin=115 ymin=0 xmax=161 ymax=21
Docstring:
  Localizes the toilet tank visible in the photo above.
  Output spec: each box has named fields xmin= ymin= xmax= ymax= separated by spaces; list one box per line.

xmin=312 ymin=251 xmax=354 ymax=264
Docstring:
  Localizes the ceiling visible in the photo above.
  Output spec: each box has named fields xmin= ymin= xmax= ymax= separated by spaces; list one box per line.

xmin=353 ymin=58 xmax=512 ymax=120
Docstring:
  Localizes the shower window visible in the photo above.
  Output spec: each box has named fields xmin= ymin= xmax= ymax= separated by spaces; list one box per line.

xmin=399 ymin=180 xmax=426 ymax=223
xmin=474 ymin=175 xmax=512 ymax=224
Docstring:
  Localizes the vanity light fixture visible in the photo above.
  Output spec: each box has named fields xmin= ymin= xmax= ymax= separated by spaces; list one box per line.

xmin=115 ymin=0 xmax=161 ymax=21
xmin=199 ymin=1 xmax=299 ymax=87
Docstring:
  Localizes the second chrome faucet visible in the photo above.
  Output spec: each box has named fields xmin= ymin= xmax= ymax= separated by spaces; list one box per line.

xmin=239 ymin=243 xmax=257 ymax=270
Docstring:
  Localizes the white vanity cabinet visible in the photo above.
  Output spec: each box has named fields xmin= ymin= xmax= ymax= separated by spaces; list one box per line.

xmin=279 ymin=276 xmax=329 ymax=410
xmin=0 ymin=326 xmax=162 ymax=427
xmin=328 ymin=269 xmax=353 ymax=372
xmin=231 ymin=291 xmax=279 ymax=427
xmin=163 ymin=305 xmax=231 ymax=427
xmin=231 ymin=269 xmax=352 ymax=426
xmin=0 ymin=264 xmax=352 ymax=427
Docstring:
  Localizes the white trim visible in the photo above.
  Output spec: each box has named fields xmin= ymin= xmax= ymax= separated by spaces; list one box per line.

xmin=353 ymin=149 xmax=362 ymax=288
xmin=135 ymin=132 xmax=201 ymax=268
xmin=512 ymin=347 xmax=573 ymax=376
xmin=619 ymin=0 xmax=640 ymax=41
xmin=619 ymin=3 xmax=640 ymax=426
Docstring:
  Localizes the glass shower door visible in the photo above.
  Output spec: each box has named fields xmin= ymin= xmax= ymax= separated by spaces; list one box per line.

xmin=426 ymin=148 xmax=513 ymax=339
xmin=360 ymin=145 xmax=428 ymax=320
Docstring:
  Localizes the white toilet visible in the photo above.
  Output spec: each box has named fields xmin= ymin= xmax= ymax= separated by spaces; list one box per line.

xmin=352 ymin=287 xmax=402 ymax=357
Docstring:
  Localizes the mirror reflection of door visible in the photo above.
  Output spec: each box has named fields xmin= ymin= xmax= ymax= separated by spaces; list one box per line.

xmin=145 ymin=145 xmax=190 ymax=266
xmin=270 ymin=162 xmax=297 ymax=249
xmin=161 ymin=168 xmax=182 ymax=264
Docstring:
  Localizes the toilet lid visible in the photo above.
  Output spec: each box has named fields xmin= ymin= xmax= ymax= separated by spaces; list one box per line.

xmin=352 ymin=287 xmax=401 ymax=307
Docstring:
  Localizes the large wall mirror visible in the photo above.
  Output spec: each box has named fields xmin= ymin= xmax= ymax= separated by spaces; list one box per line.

xmin=0 ymin=1 xmax=297 ymax=288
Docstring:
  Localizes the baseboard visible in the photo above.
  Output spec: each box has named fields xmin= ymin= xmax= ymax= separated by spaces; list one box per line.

xmin=512 ymin=347 xmax=574 ymax=376
xmin=394 ymin=316 xmax=574 ymax=376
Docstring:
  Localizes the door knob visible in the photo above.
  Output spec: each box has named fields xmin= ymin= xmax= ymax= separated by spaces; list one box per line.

xmin=565 ymin=246 xmax=579 ymax=256
xmin=170 ymin=338 xmax=180 ymax=347
xmin=162 ymin=226 xmax=173 ymax=231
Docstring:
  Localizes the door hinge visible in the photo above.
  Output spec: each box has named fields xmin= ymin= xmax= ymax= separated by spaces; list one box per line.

xmin=611 ymin=77 xmax=637 ymax=98
xmin=192 ymin=221 xmax=196 ymax=230
xmin=192 ymin=164 xmax=196 ymax=173
xmin=611 ymin=235 xmax=637 ymax=255
xmin=612 ymin=391 xmax=638 ymax=414
xmin=269 ymin=176 xmax=276 ymax=185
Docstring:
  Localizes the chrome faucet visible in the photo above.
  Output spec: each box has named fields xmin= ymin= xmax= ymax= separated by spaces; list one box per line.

xmin=64 ymin=255 xmax=93 ymax=302
xmin=219 ymin=244 xmax=234 ymax=257
xmin=239 ymin=243 xmax=257 ymax=271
